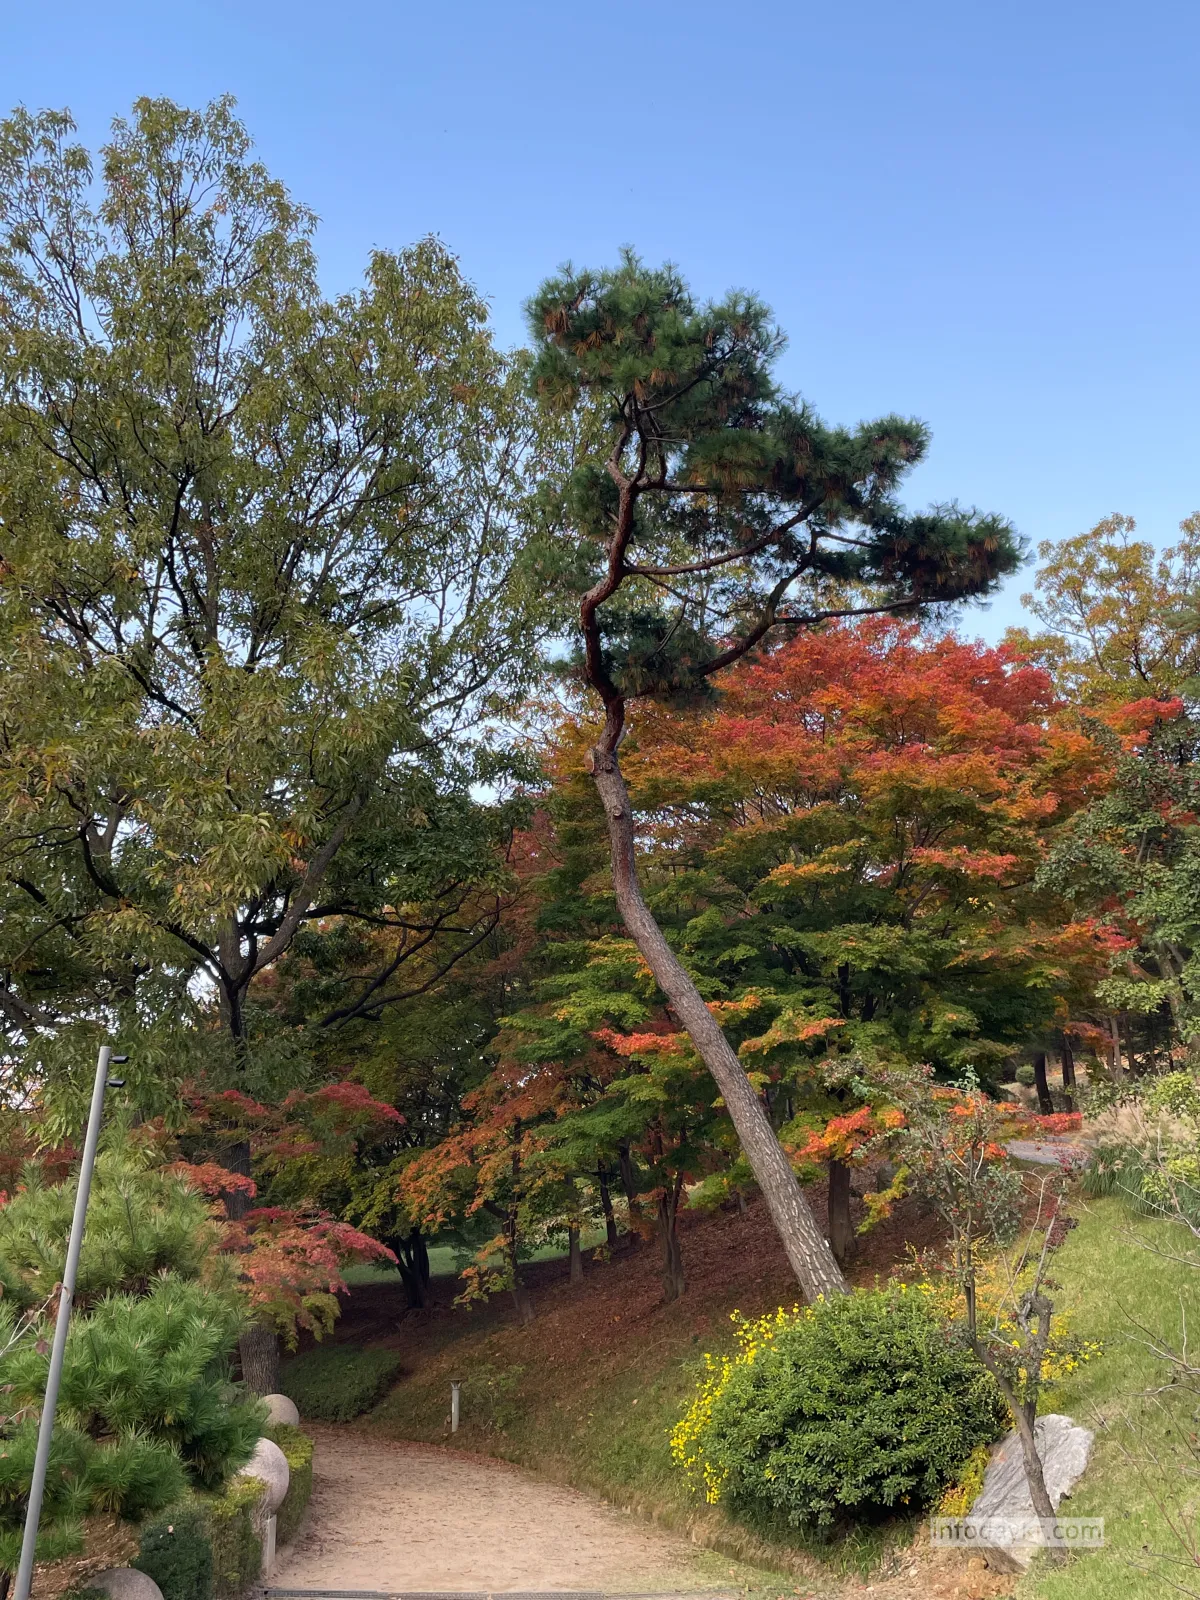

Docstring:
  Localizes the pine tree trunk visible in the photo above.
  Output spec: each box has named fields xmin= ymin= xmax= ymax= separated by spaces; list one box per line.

xmin=568 ymin=1222 xmax=584 ymax=1283
xmin=240 ymin=1322 xmax=281 ymax=1395
xmin=589 ymin=748 xmax=847 ymax=1302
xmin=657 ymin=1181 xmax=685 ymax=1302
xmin=598 ymin=1166 xmax=621 ymax=1249
xmin=828 ymin=1158 xmax=855 ymax=1265
xmin=1032 ymin=1051 xmax=1054 ymax=1115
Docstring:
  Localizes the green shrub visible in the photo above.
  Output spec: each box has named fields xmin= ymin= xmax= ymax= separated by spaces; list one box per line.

xmin=266 ymin=1424 xmax=314 ymax=1545
xmin=671 ymin=1286 xmax=1006 ymax=1533
xmin=1014 ymin=1064 xmax=1036 ymax=1087
xmin=459 ymin=1363 xmax=526 ymax=1434
xmin=135 ymin=1500 xmax=214 ymax=1600
xmin=279 ymin=1344 xmax=402 ymax=1422
xmin=136 ymin=1476 xmax=265 ymax=1600
xmin=206 ymin=1475 xmax=264 ymax=1600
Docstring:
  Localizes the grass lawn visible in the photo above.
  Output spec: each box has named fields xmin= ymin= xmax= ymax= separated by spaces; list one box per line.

xmin=343 ymin=1229 xmax=610 ymax=1286
xmin=1020 ymin=1194 xmax=1200 ymax=1600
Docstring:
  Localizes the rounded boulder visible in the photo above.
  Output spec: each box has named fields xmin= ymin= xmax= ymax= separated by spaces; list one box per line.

xmin=90 ymin=1571 xmax=165 ymax=1600
xmin=263 ymin=1392 xmax=300 ymax=1427
xmin=238 ymin=1434 xmax=290 ymax=1511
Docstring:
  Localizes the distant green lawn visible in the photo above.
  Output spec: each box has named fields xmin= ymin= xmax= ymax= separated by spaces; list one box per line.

xmin=342 ymin=1229 xmax=609 ymax=1287
xmin=1020 ymin=1195 xmax=1200 ymax=1599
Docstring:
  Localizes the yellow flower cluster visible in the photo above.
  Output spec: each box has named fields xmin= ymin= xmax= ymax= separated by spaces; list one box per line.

xmin=668 ymin=1304 xmax=805 ymax=1503
xmin=938 ymin=1443 xmax=991 ymax=1516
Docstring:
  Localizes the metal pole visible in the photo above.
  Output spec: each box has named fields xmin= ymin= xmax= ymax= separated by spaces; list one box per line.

xmin=450 ymin=1380 xmax=461 ymax=1433
xmin=13 ymin=1044 xmax=120 ymax=1600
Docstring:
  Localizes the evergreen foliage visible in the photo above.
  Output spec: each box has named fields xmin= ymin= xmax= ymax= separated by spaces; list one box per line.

xmin=671 ymin=1287 xmax=1006 ymax=1532
xmin=0 ymin=1137 xmax=262 ymax=1586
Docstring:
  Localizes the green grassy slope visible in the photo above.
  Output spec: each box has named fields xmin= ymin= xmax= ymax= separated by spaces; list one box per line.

xmin=1020 ymin=1196 xmax=1200 ymax=1600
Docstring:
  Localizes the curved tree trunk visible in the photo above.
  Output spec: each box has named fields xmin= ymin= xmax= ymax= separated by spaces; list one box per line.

xmin=1032 ymin=1051 xmax=1054 ymax=1115
xmin=589 ymin=747 xmax=847 ymax=1302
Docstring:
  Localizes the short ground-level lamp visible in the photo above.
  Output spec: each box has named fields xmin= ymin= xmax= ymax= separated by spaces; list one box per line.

xmin=13 ymin=1044 xmax=126 ymax=1600
xmin=451 ymin=1379 xmax=462 ymax=1433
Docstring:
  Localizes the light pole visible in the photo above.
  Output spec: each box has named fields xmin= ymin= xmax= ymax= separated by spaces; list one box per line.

xmin=12 ymin=1043 xmax=126 ymax=1600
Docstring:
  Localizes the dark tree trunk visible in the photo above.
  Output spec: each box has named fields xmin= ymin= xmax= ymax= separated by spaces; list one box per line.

xmin=597 ymin=1165 xmax=621 ymax=1249
xmin=1060 ymin=1035 xmax=1076 ymax=1110
xmin=1032 ymin=1051 xmax=1054 ymax=1115
xmin=589 ymin=748 xmax=847 ymax=1302
xmin=239 ymin=1321 xmax=281 ymax=1395
xmin=394 ymin=1227 xmax=431 ymax=1309
xmin=504 ymin=1208 xmax=534 ymax=1325
xmin=657 ymin=1178 xmax=685 ymax=1302
xmin=618 ymin=1142 xmax=644 ymax=1227
xmin=568 ymin=1222 xmax=584 ymax=1284
xmin=221 ymin=1136 xmax=283 ymax=1396
xmin=827 ymin=1158 xmax=855 ymax=1266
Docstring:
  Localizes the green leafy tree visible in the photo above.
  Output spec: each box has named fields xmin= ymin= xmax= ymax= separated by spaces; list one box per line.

xmin=1008 ymin=513 xmax=1200 ymax=707
xmin=0 ymin=96 xmax=543 ymax=1120
xmin=1040 ymin=705 xmax=1200 ymax=1069
xmin=526 ymin=252 xmax=1022 ymax=1299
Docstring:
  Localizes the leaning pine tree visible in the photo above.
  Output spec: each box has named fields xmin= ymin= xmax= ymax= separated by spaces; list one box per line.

xmin=526 ymin=255 xmax=1021 ymax=1299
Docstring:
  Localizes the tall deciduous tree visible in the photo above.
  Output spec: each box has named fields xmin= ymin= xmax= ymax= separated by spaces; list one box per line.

xmin=525 ymin=254 xmax=1022 ymax=1298
xmin=1009 ymin=513 xmax=1200 ymax=706
xmin=0 ymin=98 xmax=543 ymax=1114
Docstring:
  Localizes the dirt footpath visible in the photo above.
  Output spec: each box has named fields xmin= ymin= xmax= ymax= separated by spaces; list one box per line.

xmin=271 ymin=1425 xmax=743 ymax=1594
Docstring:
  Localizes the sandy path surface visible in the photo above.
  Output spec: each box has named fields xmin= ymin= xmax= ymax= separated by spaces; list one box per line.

xmin=271 ymin=1425 xmax=735 ymax=1594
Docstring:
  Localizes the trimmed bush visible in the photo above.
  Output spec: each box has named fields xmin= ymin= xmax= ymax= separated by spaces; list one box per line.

xmin=279 ymin=1344 xmax=402 ymax=1422
xmin=1014 ymin=1064 xmax=1036 ymax=1087
xmin=265 ymin=1424 xmax=314 ymax=1545
xmin=135 ymin=1500 xmax=213 ymax=1600
xmin=135 ymin=1474 xmax=265 ymax=1600
xmin=671 ymin=1286 xmax=1006 ymax=1532
xmin=207 ymin=1475 xmax=264 ymax=1600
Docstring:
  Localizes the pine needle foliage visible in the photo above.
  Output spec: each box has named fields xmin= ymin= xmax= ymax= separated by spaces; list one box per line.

xmin=0 ymin=1135 xmax=263 ymax=1584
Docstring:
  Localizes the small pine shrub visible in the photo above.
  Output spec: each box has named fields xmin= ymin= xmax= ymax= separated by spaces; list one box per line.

xmin=136 ymin=1500 xmax=214 ymax=1600
xmin=671 ymin=1286 xmax=1006 ymax=1532
xmin=266 ymin=1424 xmax=314 ymax=1545
xmin=279 ymin=1344 xmax=402 ymax=1421
xmin=1014 ymin=1064 xmax=1036 ymax=1087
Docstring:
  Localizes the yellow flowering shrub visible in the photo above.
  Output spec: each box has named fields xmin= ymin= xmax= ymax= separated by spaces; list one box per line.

xmin=668 ymin=1284 xmax=1007 ymax=1530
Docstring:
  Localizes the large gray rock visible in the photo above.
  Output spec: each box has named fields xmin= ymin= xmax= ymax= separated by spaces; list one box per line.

xmin=237 ymin=1434 xmax=290 ymax=1512
xmin=264 ymin=1391 xmax=300 ymax=1426
xmin=90 ymin=1571 xmax=164 ymax=1600
xmin=969 ymin=1413 xmax=1094 ymax=1573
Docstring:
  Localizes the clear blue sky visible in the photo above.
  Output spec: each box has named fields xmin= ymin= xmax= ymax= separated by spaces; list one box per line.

xmin=6 ymin=1 xmax=1199 ymax=638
